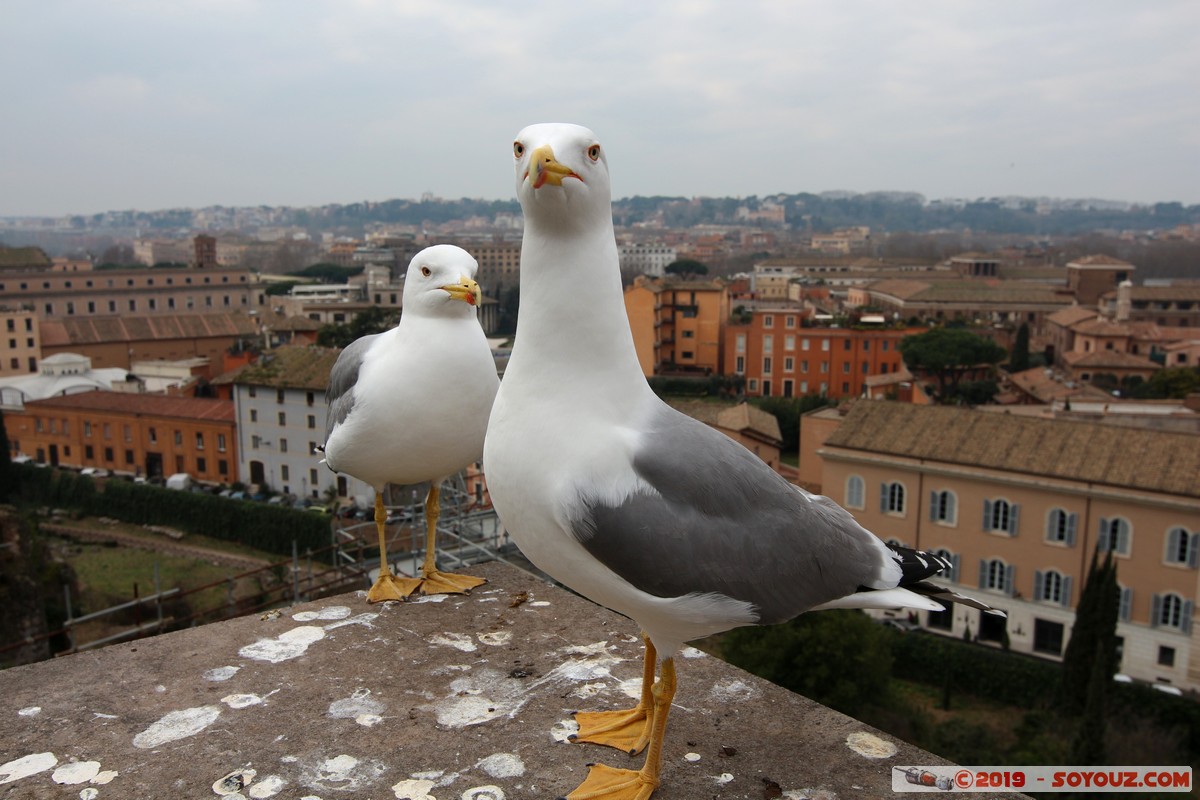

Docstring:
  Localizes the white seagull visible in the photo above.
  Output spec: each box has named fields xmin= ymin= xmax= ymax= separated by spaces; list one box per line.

xmin=323 ymin=244 xmax=500 ymax=602
xmin=484 ymin=124 xmax=1002 ymax=800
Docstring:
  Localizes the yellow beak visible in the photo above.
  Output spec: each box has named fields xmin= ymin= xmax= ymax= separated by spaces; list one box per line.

xmin=526 ymin=144 xmax=580 ymax=189
xmin=440 ymin=275 xmax=481 ymax=307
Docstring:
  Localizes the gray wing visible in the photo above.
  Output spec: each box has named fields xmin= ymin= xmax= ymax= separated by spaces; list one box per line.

xmin=574 ymin=403 xmax=896 ymax=624
xmin=324 ymin=333 xmax=381 ymax=443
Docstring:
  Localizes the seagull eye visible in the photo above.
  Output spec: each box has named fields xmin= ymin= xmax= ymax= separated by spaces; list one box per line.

xmin=513 ymin=142 xmax=525 ymax=158
xmin=420 ymin=266 xmax=431 ymax=277
xmin=587 ymin=144 xmax=601 ymax=161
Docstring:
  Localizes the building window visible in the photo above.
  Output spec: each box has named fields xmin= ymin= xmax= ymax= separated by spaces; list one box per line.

xmin=104 ymin=447 xmax=114 ymax=462
xmin=1164 ymin=527 xmax=1198 ymax=567
xmin=1158 ymin=646 xmax=1176 ymax=668
xmin=83 ymin=421 xmax=92 ymax=437
xmin=1152 ymin=593 xmax=1192 ymax=631
xmin=880 ymin=481 xmax=905 ymax=515
xmin=929 ymin=490 xmax=956 ymax=525
xmin=219 ymin=460 xmax=229 ymax=476
xmin=802 ymin=338 xmax=810 ymax=351
xmin=785 ymin=335 xmax=795 ymax=351
xmin=747 ymin=379 xmax=758 ymax=392
xmin=980 ymin=558 xmax=1014 ymax=595
xmin=845 ymin=475 xmax=865 ymax=509
xmin=784 ymin=357 xmax=794 ymax=372
xmin=217 ymin=434 xmax=227 ymax=452
xmin=250 ymin=409 xmax=258 ymax=423
xmin=927 ymin=601 xmax=954 ymax=631
xmin=195 ymin=433 xmax=204 ymax=450
xmin=1119 ymin=586 xmax=1133 ymax=622
xmin=735 ymin=356 xmax=744 ymax=374
xmin=310 ymin=468 xmax=319 ymax=485
xmin=1033 ymin=619 xmax=1065 ymax=656
xmin=1034 ymin=569 xmax=1072 ymax=607
xmin=983 ymin=498 xmax=1019 ymax=536
xmin=762 ymin=357 xmax=772 ymax=373
xmin=279 ymin=438 xmax=288 ymax=453
xmin=763 ymin=315 xmax=774 ymax=328
xmin=174 ymin=430 xmax=182 ymax=445
xmin=281 ymin=464 xmax=290 ymax=481
xmin=1097 ymin=517 xmax=1132 ymax=555
xmin=306 ymin=391 xmax=315 ymax=407
xmin=821 ymin=339 xmax=830 ymax=351
xmin=763 ymin=335 xmax=773 ymax=354
xmin=785 ymin=316 xmax=796 ymax=328
xmin=278 ymin=412 xmax=287 ymax=426
xmin=248 ymin=386 xmax=257 ymax=398
xmin=149 ymin=427 xmax=157 ymax=444
xmin=1045 ymin=508 xmax=1077 ymax=545
xmin=736 ymin=334 xmax=746 ymax=353
xmin=277 ymin=389 xmax=285 ymax=404
xmin=251 ymin=435 xmax=261 ymax=449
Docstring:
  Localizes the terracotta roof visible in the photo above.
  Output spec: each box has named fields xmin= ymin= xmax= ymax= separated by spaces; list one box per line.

xmin=1047 ymin=306 xmax=1098 ymax=327
xmin=216 ymin=345 xmax=342 ymax=391
xmin=25 ymin=390 xmax=234 ymax=422
xmin=1067 ymin=254 xmax=1135 ymax=269
xmin=1062 ymin=350 xmax=1159 ymax=369
xmin=1071 ymin=318 xmax=1131 ymax=336
xmin=665 ymin=399 xmax=782 ymax=444
xmin=864 ymin=279 xmax=931 ymax=300
xmin=40 ymin=312 xmax=258 ymax=347
xmin=0 ymin=246 xmax=51 ymax=269
xmin=1007 ymin=368 xmax=1111 ymax=404
xmin=266 ymin=316 xmax=322 ymax=332
xmin=1100 ymin=286 xmax=1200 ymax=302
xmin=824 ymin=402 xmax=1200 ymax=498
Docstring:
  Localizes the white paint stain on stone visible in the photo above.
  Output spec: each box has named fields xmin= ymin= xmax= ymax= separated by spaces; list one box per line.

xmin=617 ymin=677 xmax=643 ymax=700
xmin=213 ymin=767 xmax=257 ymax=795
xmin=292 ymin=606 xmax=352 ymax=622
xmin=324 ymin=612 xmax=379 ymax=631
xmin=476 ymin=631 xmax=512 ymax=646
xmin=570 ymin=682 xmax=607 ymax=700
xmin=680 ymin=646 xmax=707 ymax=659
xmin=527 ymin=601 xmax=551 ymax=607
xmin=355 ymin=714 xmax=383 ymax=727
xmin=409 ymin=595 xmax=448 ymax=604
xmin=550 ymin=719 xmax=579 ymax=743
xmin=411 ymin=769 xmax=460 ymax=788
xmin=52 ymin=761 xmax=101 ymax=785
xmin=709 ymin=678 xmax=759 ymax=703
xmin=92 ymin=770 xmax=118 ymax=784
xmin=845 ymin=731 xmax=897 ymax=759
xmin=428 ymin=632 xmax=478 ymax=652
xmin=299 ymin=754 xmax=387 ymax=792
xmin=239 ymin=626 xmax=325 ymax=663
xmin=132 ymin=705 xmax=222 ymax=749
xmin=713 ymin=773 xmax=734 ymax=785
xmin=431 ymin=664 xmax=472 ymax=676
xmin=92 ymin=712 xmax=118 ymax=720
xmin=783 ymin=790 xmax=838 ymax=800
xmin=391 ymin=778 xmax=436 ymax=799
xmin=328 ymin=688 xmax=385 ymax=723
xmin=204 ymin=665 xmax=240 ymax=682
xmin=475 ymin=753 xmax=524 ymax=779
xmin=79 ymin=789 xmax=99 ymax=800
xmin=248 ymin=774 xmax=286 ymax=798
xmin=460 ymin=786 xmax=505 ymax=800
xmin=683 ymin=752 xmax=701 ymax=763
xmin=222 ymin=694 xmax=264 ymax=709
xmin=17 ymin=706 xmax=41 ymax=717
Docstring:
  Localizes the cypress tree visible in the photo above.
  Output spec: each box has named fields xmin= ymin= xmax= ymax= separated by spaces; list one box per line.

xmin=1059 ymin=549 xmax=1120 ymax=716
xmin=1010 ymin=323 xmax=1031 ymax=373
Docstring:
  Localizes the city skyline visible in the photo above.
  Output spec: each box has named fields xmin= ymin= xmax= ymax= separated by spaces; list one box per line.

xmin=4 ymin=1 xmax=1199 ymax=217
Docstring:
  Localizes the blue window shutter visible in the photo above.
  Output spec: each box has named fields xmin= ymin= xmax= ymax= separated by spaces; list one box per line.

xmin=1062 ymin=576 xmax=1074 ymax=608
xmin=1151 ymin=593 xmax=1162 ymax=627
xmin=1034 ymin=570 xmax=1044 ymax=602
xmin=1188 ymin=532 xmax=1200 ymax=569
xmin=1183 ymin=601 xmax=1194 ymax=633
xmin=1167 ymin=528 xmax=1181 ymax=564
xmin=978 ymin=559 xmax=988 ymax=589
xmin=951 ymin=553 xmax=961 ymax=583
xmin=1004 ymin=565 xmax=1016 ymax=597
xmin=880 ymin=482 xmax=889 ymax=513
xmin=1066 ymin=513 xmax=1078 ymax=547
xmin=946 ymin=492 xmax=956 ymax=523
xmin=1117 ymin=522 xmax=1130 ymax=555
xmin=983 ymin=499 xmax=993 ymax=532
xmin=929 ymin=492 xmax=938 ymax=522
xmin=1009 ymin=504 xmax=1020 ymax=537
xmin=1119 ymin=587 xmax=1132 ymax=622
xmin=1097 ymin=518 xmax=1110 ymax=553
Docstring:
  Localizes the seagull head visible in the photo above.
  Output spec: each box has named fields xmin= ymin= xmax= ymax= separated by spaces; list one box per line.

xmin=402 ymin=244 xmax=482 ymax=318
xmin=513 ymin=123 xmax=612 ymax=230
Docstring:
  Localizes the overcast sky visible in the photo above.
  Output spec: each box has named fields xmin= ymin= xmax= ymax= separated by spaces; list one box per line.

xmin=3 ymin=1 xmax=1198 ymax=217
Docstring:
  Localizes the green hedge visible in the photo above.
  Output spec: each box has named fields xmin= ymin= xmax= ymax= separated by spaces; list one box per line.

xmin=8 ymin=464 xmax=330 ymax=558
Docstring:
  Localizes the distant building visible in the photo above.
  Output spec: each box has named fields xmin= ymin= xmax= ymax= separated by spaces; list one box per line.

xmin=192 ymin=234 xmax=218 ymax=269
xmin=213 ymin=345 xmax=373 ymax=502
xmin=1 ymin=306 xmax=41 ymax=376
xmin=5 ymin=389 xmax=236 ymax=483
xmin=624 ymin=276 xmax=729 ymax=377
xmin=1065 ymin=254 xmax=1135 ymax=307
xmin=1098 ymin=282 xmax=1200 ymax=329
xmin=807 ymin=401 xmax=1200 ymax=692
xmin=726 ymin=313 xmax=916 ymax=400
xmin=0 ymin=353 xmax=130 ymax=411
xmin=666 ymin=398 xmax=783 ymax=473
xmin=618 ymin=242 xmax=677 ymax=278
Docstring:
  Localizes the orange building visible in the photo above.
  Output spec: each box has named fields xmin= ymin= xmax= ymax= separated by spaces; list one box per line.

xmin=726 ymin=311 xmax=918 ymax=399
xmin=6 ymin=390 xmax=237 ymax=483
xmin=624 ymin=276 xmax=729 ymax=377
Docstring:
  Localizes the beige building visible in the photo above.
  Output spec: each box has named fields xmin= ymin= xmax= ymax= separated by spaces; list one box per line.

xmin=666 ymin=398 xmax=783 ymax=473
xmin=1 ymin=307 xmax=40 ymax=376
xmin=805 ymin=401 xmax=1200 ymax=691
xmin=1066 ymin=255 xmax=1135 ymax=307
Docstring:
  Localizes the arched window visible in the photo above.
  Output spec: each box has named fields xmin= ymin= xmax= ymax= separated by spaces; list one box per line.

xmin=1045 ymin=508 xmax=1078 ymax=545
xmin=1097 ymin=517 xmax=1132 ymax=555
xmin=979 ymin=558 xmax=1014 ymax=596
xmin=983 ymin=498 xmax=1020 ymax=535
xmin=1164 ymin=527 xmax=1198 ymax=568
xmin=929 ymin=490 xmax=957 ymax=525
xmin=1035 ymin=569 xmax=1073 ymax=607
xmin=880 ymin=481 xmax=905 ymax=515
xmin=845 ymin=475 xmax=865 ymax=510
xmin=932 ymin=548 xmax=960 ymax=582
xmin=1152 ymin=593 xmax=1192 ymax=631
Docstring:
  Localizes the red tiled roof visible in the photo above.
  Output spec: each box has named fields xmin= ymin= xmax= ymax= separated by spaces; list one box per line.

xmin=24 ymin=390 xmax=234 ymax=422
xmin=40 ymin=312 xmax=259 ymax=347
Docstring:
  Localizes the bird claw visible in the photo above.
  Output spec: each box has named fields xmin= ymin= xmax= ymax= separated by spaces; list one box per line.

xmin=419 ymin=570 xmax=487 ymax=596
xmin=366 ymin=574 xmax=421 ymax=603
xmin=571 ymin=707 xmax=651 ymax=755
xmin=564 ymin=763 xmax=656 ymax=800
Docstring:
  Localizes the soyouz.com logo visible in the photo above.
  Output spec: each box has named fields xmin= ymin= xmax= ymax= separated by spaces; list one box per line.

xmin=893 ymin=765 xmax=1192 ymax=792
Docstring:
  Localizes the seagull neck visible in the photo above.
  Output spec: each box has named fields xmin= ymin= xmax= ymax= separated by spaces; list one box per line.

xmin=514 ymin=220 xmax=647 ymax=395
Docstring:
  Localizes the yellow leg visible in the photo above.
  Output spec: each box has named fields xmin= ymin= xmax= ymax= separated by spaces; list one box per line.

xmin=365 ymin=492 xmax=420 ymax=603
xmin=564 ymin=657 xmax=676 ymax=800
xmin=572 ymin=635 xmax=656 ymax=754
xmin=417 ymin=484 xmax=487 ymax=596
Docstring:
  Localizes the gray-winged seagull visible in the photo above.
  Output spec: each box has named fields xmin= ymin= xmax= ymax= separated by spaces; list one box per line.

xmin=323 ymin=244 xmax=499 ymax=602
xmin=483 ymin=123 xmax=1002 ymax=800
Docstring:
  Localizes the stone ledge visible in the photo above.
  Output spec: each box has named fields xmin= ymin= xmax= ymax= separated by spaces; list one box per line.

xmin=0 ymin=562 xmax=1025 ymax=799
